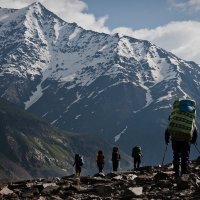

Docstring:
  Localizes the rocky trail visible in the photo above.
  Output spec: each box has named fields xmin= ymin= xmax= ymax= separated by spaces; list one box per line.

xmin=0 ymin=157 xmax=200 ymax=200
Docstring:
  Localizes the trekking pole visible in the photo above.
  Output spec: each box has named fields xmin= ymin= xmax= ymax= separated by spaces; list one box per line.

xmin=194 ymin=143 xmax=200 ymax=154
xmin=161 ymin=144 xmax=168 ymax=166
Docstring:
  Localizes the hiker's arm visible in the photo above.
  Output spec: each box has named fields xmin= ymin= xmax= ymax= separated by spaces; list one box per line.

xmin=191 ymin=126 xmax=198 ymax=144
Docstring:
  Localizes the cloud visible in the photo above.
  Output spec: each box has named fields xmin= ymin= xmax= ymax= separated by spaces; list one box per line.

xmin=0 ymin=0 xmax=200 ymax=64
xmin=169 ymin=0 xmax=200 ymax=12
xmin=112 ymin=21 xmax=200 ymax=64
xmin=0 ymin=0 xmax=32 ymax=9
xmin=0 ymin=0 xmax=110 ymax=33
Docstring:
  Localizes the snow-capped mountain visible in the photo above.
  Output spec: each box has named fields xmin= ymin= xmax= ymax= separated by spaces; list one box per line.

xmin=0 ymin=2 xmax=200 ymax=164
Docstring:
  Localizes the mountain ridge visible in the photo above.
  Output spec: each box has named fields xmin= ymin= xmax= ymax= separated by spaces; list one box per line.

xmin=0 ymin=99 xmax=128 ymax=180
xmin=0 ymin=3 xmax=200 ymax=165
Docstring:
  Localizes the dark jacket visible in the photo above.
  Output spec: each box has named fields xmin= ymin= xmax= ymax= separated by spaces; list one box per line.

xmin=73 ymin=154 xmax=83 ymax=167
xmin=112 ymin=151 xmax=120 ymax=162
xmin=96 ymin=151 xmax=105 ymax=165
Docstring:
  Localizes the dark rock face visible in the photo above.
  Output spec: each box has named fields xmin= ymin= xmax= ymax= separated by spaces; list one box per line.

xmin=0 ymin=99 xmax=129 ymax=179
xmin=0 ymin=158 xmax=200 ymax=199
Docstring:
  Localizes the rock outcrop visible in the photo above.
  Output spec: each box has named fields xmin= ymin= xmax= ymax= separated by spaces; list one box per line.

xmin=0 ymin=158 xmax=200 ymax=199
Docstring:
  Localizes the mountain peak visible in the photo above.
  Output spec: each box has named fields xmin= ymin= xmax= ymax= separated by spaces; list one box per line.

xmin=22 ymin=2 xmax=55 ymax=18
xmin=29 ymin=1 xmax=44 ymax=9
xmin=26 ymin=1 xmax=47 ymax=15
xmin=25 ymin=1 xmax=65 ymax=25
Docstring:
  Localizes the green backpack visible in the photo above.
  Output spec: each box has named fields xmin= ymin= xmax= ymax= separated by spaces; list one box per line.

xmin=168 ymin=98 xmax=196 ymax=141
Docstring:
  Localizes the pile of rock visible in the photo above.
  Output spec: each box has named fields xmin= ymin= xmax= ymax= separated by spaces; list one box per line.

xmin=0 ymin=158 xmax=200 ymax=199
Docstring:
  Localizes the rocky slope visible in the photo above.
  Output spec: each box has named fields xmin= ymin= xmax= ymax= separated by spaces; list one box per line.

xmin=0 ymin=2 xmax=200 ymax=164
xmin=0 ymin=99 xmax=131 ymax=180
xmin=0 ymin=98 xmax=76 ymax=179
xmin=0 ymin=157 xmax=200 ymax=199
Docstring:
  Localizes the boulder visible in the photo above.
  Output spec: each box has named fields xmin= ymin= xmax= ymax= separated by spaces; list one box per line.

xmin=93 ymin=172 xmax=105 ymax=178
xmin=154 ymin=171 xmax=171 ymax=181
xmin=42 ymin=185 xmax=60 ymax=194
xmin=0 ymin=186 xmax=14 ymax=195
xmin=111 ymin=175 xmax=123 ymax=181
xmin=93 ymin=184 xmax=113 ymax=196
xmin=135 ymin=175 xmax=153 ymax=185
xmin=126 ymin=187 xmax=143 ymax=197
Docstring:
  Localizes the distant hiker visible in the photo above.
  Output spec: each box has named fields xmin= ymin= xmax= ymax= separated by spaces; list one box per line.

xmin=96 ymin=150 xmax=105 ymax=173
xmin=132 ymin=146 xmax=142 ymax=170
xmin=165 ymin=98 xmax=198 ymax=177
xmin=73 ymin=154 xmax=83 ymax=176
xmin=112 ymin=147 xmax=121 ymax=172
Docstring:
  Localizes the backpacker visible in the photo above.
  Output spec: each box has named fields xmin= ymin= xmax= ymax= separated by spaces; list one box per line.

xmin=132 ymin=146 xmax=142 ymax=158
xmin=113 ymin=146 xmax=118 ymax=152
xmin=168 ymin=98 xmax=196 ymax=141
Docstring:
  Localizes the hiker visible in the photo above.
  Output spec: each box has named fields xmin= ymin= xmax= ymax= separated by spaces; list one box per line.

xmin=132 ymin=146 xmax=142 ymax=170
xmin=73 ymin=154 xmax=83 ymax=176
xmin=96 ymin=150 xmax=105 ymax=173
xmin=112 ymin=147 xmax=121 ymax=171
xmin=165 ymin=98 xmax=198 ymax=177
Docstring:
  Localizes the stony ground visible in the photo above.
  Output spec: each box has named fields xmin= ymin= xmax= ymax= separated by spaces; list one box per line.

xmin=0 ymin=157 xmax=200 ymax=200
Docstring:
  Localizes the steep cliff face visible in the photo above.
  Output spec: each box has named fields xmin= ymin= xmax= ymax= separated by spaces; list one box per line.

xmin=0 ymin=2 xmax=200 ymax=164
xmin=0 ymin=99 xmax=76 ymax=179
xmin=0 ymin=99 xmax=127 ymax=179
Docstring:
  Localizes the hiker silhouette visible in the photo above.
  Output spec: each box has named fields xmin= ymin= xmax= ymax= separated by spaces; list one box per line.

xmin=132 ymin=146 xmax=142 ymax=170
xmin=112 ymin=147 xmax=121 ymax=172
xmin=73 ymin=154 xmax=83 ymax=176
xmin=165 ymin=98 xmax=198 ymax=177
xmin=96 ymin=150 xmax=105 ymax=173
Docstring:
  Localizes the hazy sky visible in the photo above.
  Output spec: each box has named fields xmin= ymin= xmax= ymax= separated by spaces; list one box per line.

xmin=1 ymin=0 xmax=200 ymax=64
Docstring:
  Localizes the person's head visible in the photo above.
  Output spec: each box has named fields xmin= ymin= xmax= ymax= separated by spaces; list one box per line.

xmin=98 ymin=150 xmax=103 ymax=154
xmin=75 ymin=154 xmax=79 ymax=159
xmin=113 ymin=146 xmax=118 ymax=152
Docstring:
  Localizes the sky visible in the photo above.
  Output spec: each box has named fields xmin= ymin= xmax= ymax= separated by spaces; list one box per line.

xmin=0 ymin=0 xmax=200 ymax=64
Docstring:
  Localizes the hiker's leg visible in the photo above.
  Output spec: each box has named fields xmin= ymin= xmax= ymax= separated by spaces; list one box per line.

xmin=172 ymin=140 xmax=181 ymax=177
xmin=113 ymin=161 xmax=118 ymax=171
xmin=181 ymin=142 xmax=190 ymax=175
xmin=113 ymin=162 xmax=117 ymax=171
xmin=116 ymin=161 xmax=119 ymax=171
xmin=78 ymin=166 xmax=81 ymax=176
xmin=134 ymin=157 xmax=139 ymax=169
xmin=134 ymin=158 xmax=137 ymax=170
xmin=137 ymin=157 xmax=141 ymax=169
xmin=99 ymin=164 xmax=103 ymax=173
xmin=98 ymin=165 xmax=101 ymax=173
xmin=75 ymin=166 xmax=78 ymax=176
